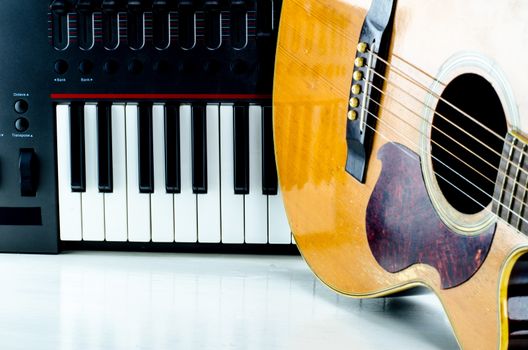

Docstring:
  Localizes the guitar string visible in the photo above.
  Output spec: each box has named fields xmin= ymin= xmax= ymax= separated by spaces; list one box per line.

xmin=368 ymin=50 xmax=522 ymax=154
xmin=358 ymin=107 xmax=528 ymax=228
xmin=364 ymin=93 xmax=528 ymax=208
xmin=367 ymin=82 xmax=504 ymax=177
xmin=363 ymin=62 xmax=528 ymax=183
xmin=365 ymin=81 xmax=528 ymax=195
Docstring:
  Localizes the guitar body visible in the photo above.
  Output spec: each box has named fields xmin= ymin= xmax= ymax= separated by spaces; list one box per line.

xmin=273 ymin=0 xmax=528 ymax=348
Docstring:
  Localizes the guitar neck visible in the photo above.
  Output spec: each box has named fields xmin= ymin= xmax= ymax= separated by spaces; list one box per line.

xmin=493 ymin=132 xmax=528 ymax=234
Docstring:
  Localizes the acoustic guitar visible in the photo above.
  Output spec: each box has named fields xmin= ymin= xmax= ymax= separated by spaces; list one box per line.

xmin=272 ymin=0 xmax=528 ymax=348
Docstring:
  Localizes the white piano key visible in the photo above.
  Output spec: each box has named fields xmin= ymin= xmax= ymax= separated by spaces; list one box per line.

xmin=56 ymin=104 xmax=82 ymax=241
xmin=126 ymin=103 xmax=151 ymax=242
xmin=268 ymin=188 xmax=292 ymax=244
xmin=105 ymin=104 xmax=128 ymax=242
xmin=151 ymin=104 xmax=175 ymax=242
xmin=245 ymin=105 xmax=268 ymax=244
xmin=174 ymin=104 xmax=198 ymax=242
xmin=197 ymin=104 xmax=221 ymax=243
xmin=219 ymin=104 xmax=244 ymax=243
xmin=81 ymin=104 xmax=105 ymax=241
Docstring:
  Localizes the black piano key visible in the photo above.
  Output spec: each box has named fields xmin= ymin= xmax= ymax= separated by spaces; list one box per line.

xmin=70 ymin=102 xmax=86 ymax=192
xmin=230 ymin=1 xmax=247 ymax=49
xmin=192 ymin=104 xmax=207 ymax=194
xmin=233 ymin=105 xmax=249 ymax=194
xmin=138 ymin=103 xmax=154 ymax=193
xmin=204 ymin=1 xmax=221 ymax=49
xmin=165 ymin=104 xmax=181 ymax=193
xmin=97 ymin=102 xmax=113 ymax=193
xmin=178 ymin=0 xmax=195 ymax=50
xmin=262 ymin=106 xmax=278 ymax=195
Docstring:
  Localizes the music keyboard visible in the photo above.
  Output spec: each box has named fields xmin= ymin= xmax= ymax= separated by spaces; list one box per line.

xmin=0 ymin=0 xmax=291 ymax=253
xmin=56 ymin=101 xmax=290 ymax=244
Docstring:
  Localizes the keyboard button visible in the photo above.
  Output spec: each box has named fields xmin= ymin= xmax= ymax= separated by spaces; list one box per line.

xmin=192 ymin=104 xmax=207 ymax=194
xmin=151 ymin=104 xmax=175 ymax=242
xmin=165 ymin=103 xmax=181 ymax=193
xmin=233 ymin=104 xmax=249 ymax=194
xmin=261 ymin=105 xmax=277 ymax=195
xmin=70 ymin=102 xmax=86 ymax=192
xmin=82 ymin=103 xmax=105 ymax=241
xmin=97 ymin=102 xmax=113 ymax=193
xmin=56 ymin=104 xmax=82 ymax=241
xmin=197 ymin=104 xmax=221 ymax=243
xmin=220 ymin=104 xmax=244 ymax=243
xmin=126 ymin=103 xmax=151 ymax=242
xmin=245 ymin=105 xmax=268 ymax=243
xmin=175 ymin=104 xmax=198 ymax=242
xmin=104 ymin=104 xmax=128 ymax=242
xmin=138 ymin=103 xmax=154 ymax=193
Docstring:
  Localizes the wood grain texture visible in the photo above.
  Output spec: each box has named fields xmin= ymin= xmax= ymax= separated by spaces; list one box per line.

xmin=366 ymin=142 xmax=496 ymax=289
xmin=273 ymin=0 xmax=528 ymax=348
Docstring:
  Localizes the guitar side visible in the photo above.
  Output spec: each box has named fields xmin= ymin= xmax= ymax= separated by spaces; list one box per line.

xmin=273 ymin=0 xmax=528 ymax=348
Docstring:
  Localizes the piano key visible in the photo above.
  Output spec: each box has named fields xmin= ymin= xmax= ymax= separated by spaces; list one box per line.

xmin=244 ymin=105 xmax=268 ymax=243
xmin=56 ymin=104 xmax=82 ymax=241
xmin=230 ymin=0 xmax=247 ymax=49
xmin=152 ymin=0 xmax=170 ymax=50
xmin=178 ymin=0 xmax=196 ymax=50
xmin=220 ymin=104 xmax=244 ymax=243
xmin=204 ymin=0 xmax=222 ymax=49
xmin=174 ymin=104 xmax=198 ymax=242
xmin=138 ymin=103 xmax=154 ymax=193
xmin=127 ymin=1 xmax=145 ymax=50
xmin=192 ymin=104 xmax=207 ymax=194
xmin=97 ymin=102 xmax=113 ymax=193
xmin=81 ymin=103 xmax=105 ymax=241
xmin=105 ymin=104 xmax=128 ymax=242
xmin=70 ymin=102 xmax=86 ymax=192
xmin=151 ymin=104 xmax=175 ymax=242
xmin=126 ymin=103 xmax=151 ymax=242
xmin=165 ymin=103 xmax=181 ymax=193
xmin=102 ymin=0 xmax=120 ymax=50
xmin=233 ymin=104 xmax=249 ymax=195
xmin=256 ymin=0 xmax=273 ymax=34
xmin=261 ymin=106 xmax=277 ymax=195
xmin=197 ymin=104 xmax=221 ymax=243
xmin=268 ymin=188 xmax=291 ymax=244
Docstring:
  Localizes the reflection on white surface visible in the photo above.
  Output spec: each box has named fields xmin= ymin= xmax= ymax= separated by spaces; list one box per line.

xmin=0 ymin=252 xmax=458 ymax=349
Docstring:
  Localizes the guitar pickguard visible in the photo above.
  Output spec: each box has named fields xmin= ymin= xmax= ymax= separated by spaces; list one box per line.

xmin=366 ymin=143 xmax=496 ymax=289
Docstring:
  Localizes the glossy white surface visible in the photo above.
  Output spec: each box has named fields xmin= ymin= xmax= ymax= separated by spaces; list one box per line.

xmin=0 ymin=252 xmax=458 ymax=350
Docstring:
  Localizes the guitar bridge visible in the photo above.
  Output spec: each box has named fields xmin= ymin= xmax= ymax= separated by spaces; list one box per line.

xmin=345 ymin=0 xmax=397 ymax=183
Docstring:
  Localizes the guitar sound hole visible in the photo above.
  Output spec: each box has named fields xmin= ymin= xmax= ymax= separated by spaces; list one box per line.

xmin=431 ymin=73 xmax=507 ymax=215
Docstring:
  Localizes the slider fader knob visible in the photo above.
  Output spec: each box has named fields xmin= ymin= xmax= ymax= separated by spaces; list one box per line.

xmin=127 ymin=0 xmax=147 ymax=50
xmin=50 ymin=0 xmax=71 ymax=50
xmin=102 ymin=0 xmax=123 ymax=50
xmin=76 ymin=0 xmax=96 ymax=50
xmin=152 ymin=0 xmax=170 ymax=50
